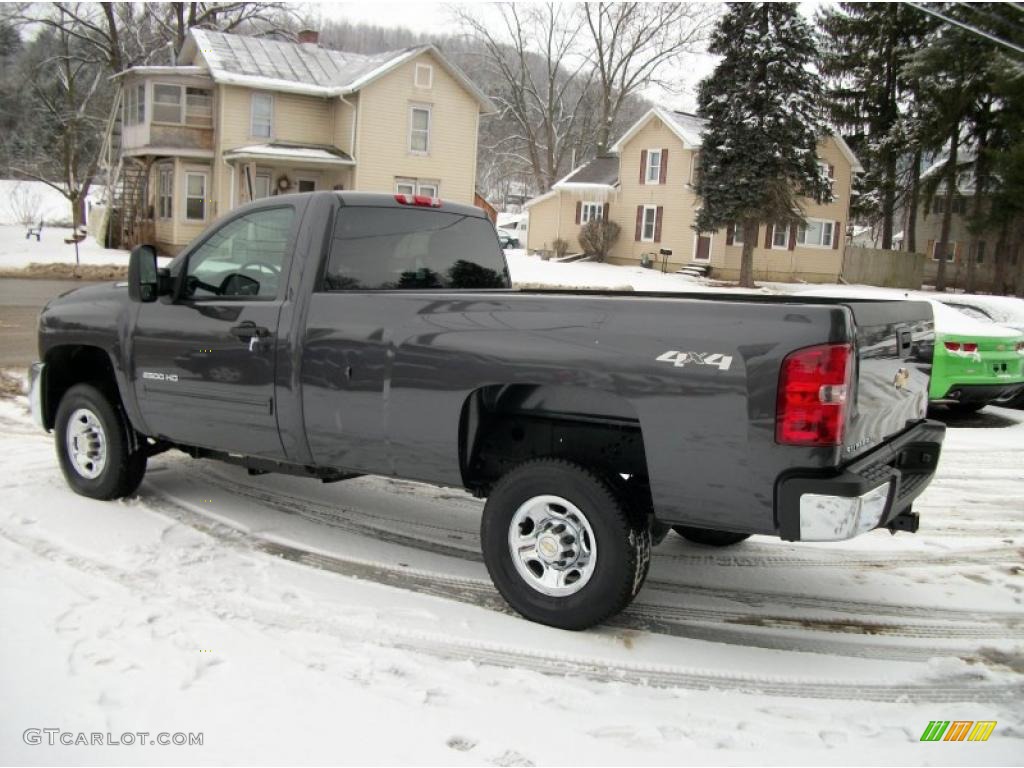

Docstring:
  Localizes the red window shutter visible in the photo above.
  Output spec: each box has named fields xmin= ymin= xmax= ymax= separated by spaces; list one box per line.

xmin=575 ymin=201 xmax=582 ymax=224
xmin=764 ymin=224 xmax=773 ymax=249
xmin=635 ymin=206 xmax=643 ymax=241
xmin=639 ymin=150 xmax=647 ymax=183
xmin=833 ymin=221 xmax=841 ymax=249
xmin=602 ymin=202 xmax=609 ymax=221
xmin=726 ymin=225 xmax=734 ymax=246
xmin=654 ymin=206 xmax=663 ymax=242
xmin=660 ymin=148 xmax=668 ymax=184
xmin=788 ymin=223 xmax=797 ymax=251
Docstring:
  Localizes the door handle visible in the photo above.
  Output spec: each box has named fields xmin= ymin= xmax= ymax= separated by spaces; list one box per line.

xmin=229 ymin=321 xmax=271 ymax=340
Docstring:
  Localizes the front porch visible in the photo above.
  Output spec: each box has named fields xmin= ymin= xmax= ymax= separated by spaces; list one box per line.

xmin=223 ymin=142 xmax=355 ymax=208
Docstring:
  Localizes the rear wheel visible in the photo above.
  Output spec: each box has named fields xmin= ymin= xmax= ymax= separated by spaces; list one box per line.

xmin=481 ymin=459 xmax=650 ymax=630
xmin=672 ymin=525 xmax=750 ymax=547
xmin=55 ymin=383 xmax=147 ymax=499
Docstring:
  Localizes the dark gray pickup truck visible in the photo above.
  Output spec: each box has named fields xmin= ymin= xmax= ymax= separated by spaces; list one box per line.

xmin=29 ymin=191 xmax=945 ymax=629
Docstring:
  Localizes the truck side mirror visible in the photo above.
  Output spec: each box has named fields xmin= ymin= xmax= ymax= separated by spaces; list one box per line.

xmin=128 ymin=244 xmax=167 ymax=302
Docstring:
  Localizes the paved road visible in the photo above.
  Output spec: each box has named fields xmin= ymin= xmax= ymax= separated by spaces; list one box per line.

xmin=0 ymin=279 xmax=99 ymax=368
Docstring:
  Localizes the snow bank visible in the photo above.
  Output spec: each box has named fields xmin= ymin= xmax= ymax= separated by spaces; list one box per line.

xmin=0 ymin=224 xmax=129 ymax=268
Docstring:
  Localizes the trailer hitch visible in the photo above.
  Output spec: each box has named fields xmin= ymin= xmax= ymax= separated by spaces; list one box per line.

xmin=887 ymin=511 xmax=919 ymax=535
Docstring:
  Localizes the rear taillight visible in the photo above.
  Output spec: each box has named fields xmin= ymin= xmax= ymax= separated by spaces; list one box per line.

xmin=394 ymin=193 xmax=441 ymax=208
xmin=776 ymin=343 xmax=852 ymax=447
xmin=944 ymin=341 xmax=978 ymax=353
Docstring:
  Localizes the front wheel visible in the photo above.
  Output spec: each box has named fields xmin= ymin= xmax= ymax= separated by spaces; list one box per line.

xmin=55 ymin=383 xmax=147 ymax=499
xmin=481 ymin=459 xmax=650 ymax=630
xmin=672 ymin=525 xmax=750 ymax=547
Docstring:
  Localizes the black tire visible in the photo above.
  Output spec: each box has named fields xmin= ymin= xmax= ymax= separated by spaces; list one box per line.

xmin=481 ymin=459 xmax=651 ymax=630
xmin=55 ymin=382 xmax=147 ymax=500
xmin=947 ymin=401 xmax=986 ymax=415
xmin=672 ymin=525 xmax=750 ymax=547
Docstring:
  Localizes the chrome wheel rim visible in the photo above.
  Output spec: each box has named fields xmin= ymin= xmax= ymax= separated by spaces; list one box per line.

xmin=508 ymin=495 xmax=597 ymax=597
xmin=65 ymin=407 xmax=107 ymax=480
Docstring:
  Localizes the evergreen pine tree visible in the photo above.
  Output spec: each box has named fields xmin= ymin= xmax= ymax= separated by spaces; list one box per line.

xmin=817 ymin=3 xmax=928 ymax=250
xmin=695 ymin=3 xmax=830 ymax=288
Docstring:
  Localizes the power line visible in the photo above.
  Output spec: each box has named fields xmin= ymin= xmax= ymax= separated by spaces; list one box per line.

xmin=955 ymin=0 xmax=1020 ymax=31
xmin=903 ymin=1 xmax=1024 ymax=55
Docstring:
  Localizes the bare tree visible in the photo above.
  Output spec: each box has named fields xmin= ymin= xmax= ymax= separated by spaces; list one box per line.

xmin=10 ymin=12 xmax=108 ymax=230
xmin=456 ymin=3 xmax=594 ymax=192
xmin=584 ymin=3 xmax=716 ymax=154
xmin=8 ymin=181 xmax=44 ymax=225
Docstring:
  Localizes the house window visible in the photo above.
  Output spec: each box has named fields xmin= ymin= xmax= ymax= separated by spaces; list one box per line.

xmin=157 ymin=166 xmax=173 ymax=219
xmin=251 ymin=93 xmax=273 ymax=138
xmin=297 ymin=179 xmax=316 ymax=193
xmin=772 ymin=223 xmax=790 ymax=249
xmin=645 ymin=149 xmax=662 ymax=184
xmin=689 ymin=152 xmax=701 ymax=186
xmin=409 ymin=106 xmax=431 ymax=153
xmin=581 ymin=202 xmax=603 ymax=223
xmin=185 ymin=88 xmax=212 ymax=126
xmin=730 ymin=223 xmax=744 ymax=245
xmin=185 ymin=172 xmax=207 ymax=221
xmin=975 ymin=241 xmax=986 ymax=264
xmin=931 ymin=241 xmax=956 ymax=261
xmin=797 ymin=218 xmax=834 ymax=248
xmin=136 ymin=84 xmax=145 ymax=124
xmin=641 ymin=206 xmax=657 ymax=242
xmin=415 ymin=63 xmax=433 ymax=89
xmin=125 ymin=85 xmax=143 ymax=126
xmin=153 ymin=84 xmax=182 ymax=123
xmin=395 ymin=178 xmax=439 ymax=197
xmin=253 ymin=172 xmax=271 ymax=200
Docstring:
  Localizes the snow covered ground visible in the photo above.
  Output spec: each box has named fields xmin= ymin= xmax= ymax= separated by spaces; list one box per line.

xmin=1 ymin=388 xmax=1022 ymax=765
xmin=0 ymin=224 xmax=130 ymax=269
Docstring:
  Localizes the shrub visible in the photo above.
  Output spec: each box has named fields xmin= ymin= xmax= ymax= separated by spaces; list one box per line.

xmin=578 ymin=219 xmax=621 ymax=262
xmin=552 ymin=237 xmax=570 ymax=260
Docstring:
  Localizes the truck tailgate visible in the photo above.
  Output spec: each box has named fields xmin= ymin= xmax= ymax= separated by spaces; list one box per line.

xmin=843 ymin=299 xmax=933 ymax=460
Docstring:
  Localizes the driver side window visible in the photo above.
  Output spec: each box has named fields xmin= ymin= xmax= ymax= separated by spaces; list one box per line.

xmin=185 ymin=207 xmax=294 ymax=300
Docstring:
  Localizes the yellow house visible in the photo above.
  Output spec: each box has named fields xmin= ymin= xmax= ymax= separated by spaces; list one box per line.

xmin=525 ymin=107 xmax=863 ymax=283
xmin=111 ymin=29 xmax=495 ymax=253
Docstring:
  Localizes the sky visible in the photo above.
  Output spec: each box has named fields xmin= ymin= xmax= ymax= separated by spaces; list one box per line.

xmin=316 ymin=1 xmax=830 ymax=113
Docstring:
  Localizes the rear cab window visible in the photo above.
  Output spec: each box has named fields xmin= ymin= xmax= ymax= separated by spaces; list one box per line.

xmin=322 ymin=207 xmax=510 ymax=291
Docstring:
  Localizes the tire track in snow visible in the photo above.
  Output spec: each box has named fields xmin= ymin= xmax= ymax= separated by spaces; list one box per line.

xmin=3 ymin=509 xmax=1020 ymax=705
xmin=138 ymin=485 xmax=1024 ymax=666
xmin=194 ymin=465 xmax=1023 ymax=572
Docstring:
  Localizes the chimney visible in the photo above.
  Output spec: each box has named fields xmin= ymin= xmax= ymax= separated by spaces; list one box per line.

xmin=297 ymin=29 xmax=319 ymax=46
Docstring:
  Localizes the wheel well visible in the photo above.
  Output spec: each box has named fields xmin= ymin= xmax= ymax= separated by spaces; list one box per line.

xmin=459 ymin=384 xmax=650 ymax=495
xmin=42 ymin=345 xmax=120 ymax=429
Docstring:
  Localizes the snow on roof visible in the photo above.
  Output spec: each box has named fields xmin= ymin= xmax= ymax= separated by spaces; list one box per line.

xmin=174 ymin=29 xmax=496 ymax=112
xmin=223 ymin=143 xmax=354 ymax=166
xmin=554 ymin=156 xmax=619 ymax=188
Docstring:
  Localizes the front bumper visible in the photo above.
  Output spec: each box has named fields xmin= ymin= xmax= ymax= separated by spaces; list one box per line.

xmin=776 ymin=420 xmax=946 ymax=541
xmin=935 ymin=382 xmax=1024 ymax=406
xmin=28 ymin=361 xmax=46 ymax=430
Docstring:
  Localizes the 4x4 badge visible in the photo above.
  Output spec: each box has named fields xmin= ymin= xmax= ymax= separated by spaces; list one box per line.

xmin=656 ymin=351 xmax=733 ymax=371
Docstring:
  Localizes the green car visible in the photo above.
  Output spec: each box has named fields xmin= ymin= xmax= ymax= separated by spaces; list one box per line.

xmin=928 ymin=300 xmax=1024 ymax=413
